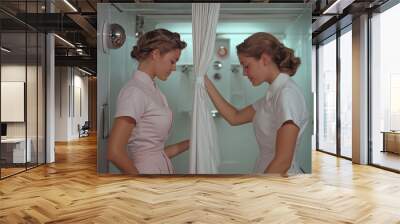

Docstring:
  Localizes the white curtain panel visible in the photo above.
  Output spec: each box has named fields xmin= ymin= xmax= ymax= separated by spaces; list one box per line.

xmin=189 ymin=3 xmax=221 ymax=174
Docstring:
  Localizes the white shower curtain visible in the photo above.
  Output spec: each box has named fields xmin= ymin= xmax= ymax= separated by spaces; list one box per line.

xmin=189 ymin=3 xmax=221 ymax=174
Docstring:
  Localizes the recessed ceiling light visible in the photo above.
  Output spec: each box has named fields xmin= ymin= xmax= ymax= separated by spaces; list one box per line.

xmin=63 ymin=0 xmax=78 ymax=12
xmin=1 ymin=47 xmax=11 ymax=53
xmin=78 ymin=67 xmax=93 ymax=76
xmin=54 ymin=34 xmax=75 ymax=48
xmin=322 ymin=0 xmax=354 ymax=15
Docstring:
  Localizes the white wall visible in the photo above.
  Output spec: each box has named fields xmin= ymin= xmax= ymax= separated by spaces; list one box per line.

xmin=55 ymin=67 xmax=68 ymax=141
xmin=55 ymin=67 xmax=89 ymax=141
xmin=72 ymin=72 xmax=89 ymax=138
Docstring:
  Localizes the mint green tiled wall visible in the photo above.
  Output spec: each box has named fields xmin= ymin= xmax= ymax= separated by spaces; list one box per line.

xmin=155 ymin=10 xmax=312 ymax=173
xmin=100 ymin=4 xmax=312 ymax=174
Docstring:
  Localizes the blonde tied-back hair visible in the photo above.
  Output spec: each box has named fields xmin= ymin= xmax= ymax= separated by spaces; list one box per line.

xmin=131 ymin=29 xmax=187 ymax=61
xmin=236 ymin=32 xmax=301 ymax=76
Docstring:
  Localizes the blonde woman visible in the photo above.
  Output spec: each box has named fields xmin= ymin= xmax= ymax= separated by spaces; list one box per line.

xmin=205 ymin=32 xmax=308 ymax=175
xmin=108 ymin=29 xmax=189 ymax=175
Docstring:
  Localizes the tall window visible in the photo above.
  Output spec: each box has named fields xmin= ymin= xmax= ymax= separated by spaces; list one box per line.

xmin=317 ymin=36 xmax=337 ymax=155
xmin=339 ymin=28 xmax=352 ymax=158
xmin=371 ymin=2 xmax=400 ymax=171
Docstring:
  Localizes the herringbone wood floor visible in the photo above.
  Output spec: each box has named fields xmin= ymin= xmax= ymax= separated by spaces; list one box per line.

xmin=1 ymin=135 xmax=400 ymax=223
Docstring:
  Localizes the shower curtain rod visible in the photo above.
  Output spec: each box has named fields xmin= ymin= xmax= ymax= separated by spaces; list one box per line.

xmin=137 ymin=12 xmax=302 ymax=16
xmin=118 ymin=3 xmax=308 ymax=13
xmin=137 ymin=13 xmax=300 ymax=21
xmin=171 ymin=32 xmax=286 ymax=40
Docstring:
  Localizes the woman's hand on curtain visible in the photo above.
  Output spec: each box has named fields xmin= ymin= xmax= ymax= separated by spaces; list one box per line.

xmin=165 ymin=139 xmax=190 ymax=158
xmin=204 ymin=76 xmax=255 ymax=126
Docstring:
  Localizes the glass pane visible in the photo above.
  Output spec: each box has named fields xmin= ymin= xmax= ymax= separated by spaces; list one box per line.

xmin=312 ymin=46 xmax=317 ymax=151
xmin=318 ymin=37 xmax=337 ymax=154
xmin=1 ymin=30 xmax=27 ymax=177
xmin=0 ymin=1 xmax=46 ymax=178
xmin=340 ymin=29 xmax=352 ymax=158
xmin=27 ymin=31 xmax=38 ymax=169
xmin=38 ymin=33 xmax=45 ymax=165
xmin=371 ymin=3 xmax=400 ymax=171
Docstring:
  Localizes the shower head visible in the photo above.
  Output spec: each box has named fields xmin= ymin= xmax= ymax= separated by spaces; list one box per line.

xmin=181 ymin=65 xmax=193 ymax=75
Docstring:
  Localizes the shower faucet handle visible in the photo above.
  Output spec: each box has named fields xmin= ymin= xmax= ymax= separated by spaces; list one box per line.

xmin=211 ymin=110 xmax=219 ymax=118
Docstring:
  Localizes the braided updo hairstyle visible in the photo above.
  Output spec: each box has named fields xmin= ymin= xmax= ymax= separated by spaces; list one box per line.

xmin=236 ymin=32 xmax=301 ymax=76
xmin=131 ymin=29 xmax=187 ymax=61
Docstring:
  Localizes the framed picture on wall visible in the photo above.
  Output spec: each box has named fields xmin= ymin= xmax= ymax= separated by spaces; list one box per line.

xmin=1 ymin=81 xmax=25 ymax=122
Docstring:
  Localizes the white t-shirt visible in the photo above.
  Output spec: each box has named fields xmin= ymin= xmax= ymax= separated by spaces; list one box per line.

xmin=252 ymin=73 xmax=308 ymax=174
xmin=114 ymin=70 xmax=174 ymax=174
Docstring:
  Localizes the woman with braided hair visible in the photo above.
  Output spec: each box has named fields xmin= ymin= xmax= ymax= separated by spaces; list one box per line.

xmin=107 ymin=29 xmax=189 ymax=175
xmin=205 ymin=32 xmax=308 ymax=175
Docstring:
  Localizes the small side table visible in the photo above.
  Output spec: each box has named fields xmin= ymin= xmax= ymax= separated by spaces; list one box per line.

xmin=0 ymin=138 xmax=32 ymax=163
xmin=381 ymin=131 xmax=400 ymax=154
